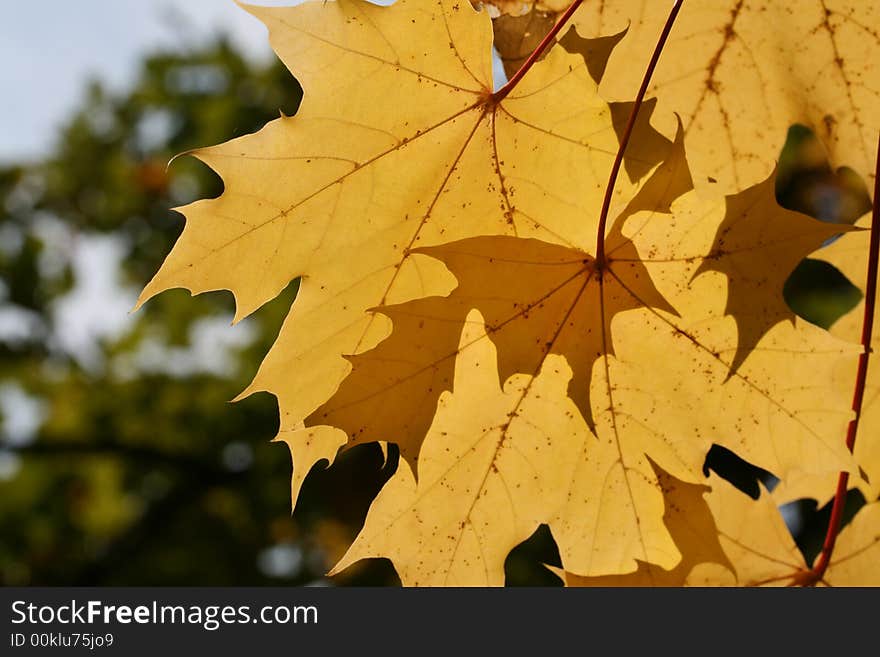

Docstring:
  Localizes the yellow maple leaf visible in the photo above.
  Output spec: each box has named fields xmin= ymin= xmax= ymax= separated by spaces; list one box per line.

xmin=562 ymin=474 xmax=880 ymax=586
xmin=816 ymin=214 xmax=878 ymax=502
xmin=136 ymin=0 xmax=669 ymax=509
xmin=332 ymin=310 xmax=598 ymax=585
xmin=137 ymin=0 xmax=873 ymax=584
xmin=332 ymin=313 xmax=729 ymax=583
xmin=573 ymin=0 xmax=880 ymax=194
xmin=316 ymin=139 xmax=860 ymax=578
xmin=561 ymin=476 xmax=806 ymax=586
xmin=821 ymin=501 xmax=880 ymax=586
xmin=774 ymin=212 xmax=879 ymax=506
xmin=680 ymin=478 xmax=806 ymax=587
xmin=551 ymin=467 xmax=734 ymax=587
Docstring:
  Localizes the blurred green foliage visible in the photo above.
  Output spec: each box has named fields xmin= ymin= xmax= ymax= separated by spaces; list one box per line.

xmin=0 ymin=34 xmax=872 ymax=587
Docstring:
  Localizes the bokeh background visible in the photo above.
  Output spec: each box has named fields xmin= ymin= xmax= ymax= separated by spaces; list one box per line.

xmin=0 ymin=1 xmax=872 ymax=586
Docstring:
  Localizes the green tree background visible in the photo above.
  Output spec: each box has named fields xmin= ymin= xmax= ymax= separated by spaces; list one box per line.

xmin=0 ymin=34 xmax=871 ymax=586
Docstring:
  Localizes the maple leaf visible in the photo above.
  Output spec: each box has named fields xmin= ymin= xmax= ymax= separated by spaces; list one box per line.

xmin=556 ymin=475 xmax=804 ymax=587
xmin=136 ymin=0 xmax=671 ymax=508
xmin=560 ymin=473 xmax=880 ymax=586
xmin=572 ymin=0 xmax=880 ymax=194
xmin=331 ymin=315 xmax=734 ymax=583
xmin=656 ymin=478 xmax=805 ymax=587
xmin=773 ymin=212 xmax=879 ymax=506
xmin=648 ymin=477 xmax=813 ymax=586
xmin=317 ymin=139 xmax=860 ymax=578
xmin=549 ymin=466 xmax=734 ymax=587
xmin=137 ymin=0 xmax=875 ymax=584
xmin=331 ymin=310 xmax=604 ymax=585
xmin=818 ymin=501 xmax=880 ymax=585
xmin=813 ymin=214 xmax=878 ymax=500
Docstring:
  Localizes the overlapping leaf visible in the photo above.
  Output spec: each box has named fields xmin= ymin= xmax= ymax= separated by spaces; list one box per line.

xmin=562 ymin=473 xmax=880 ymax=587
xmin=774 ymin=212 xmax=879 ymax=506
xmin=138 ymin=0 xmax=874 ymax=584
xmin=320 ymin=138 xmax=860 ymax=579
xmin=550 ymin=468 xmax=735 ymax=587
xmin=137 ymin=0 xmax=667 ymax=503
xmin=332 ymin=310 xmax=631 ymax=584
xmin=572 ymin=0 xmax=880 ymax=195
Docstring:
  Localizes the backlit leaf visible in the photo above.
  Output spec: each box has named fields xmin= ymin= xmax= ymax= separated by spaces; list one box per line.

xmin=574 ymin=0 xmax=880 ymax=194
